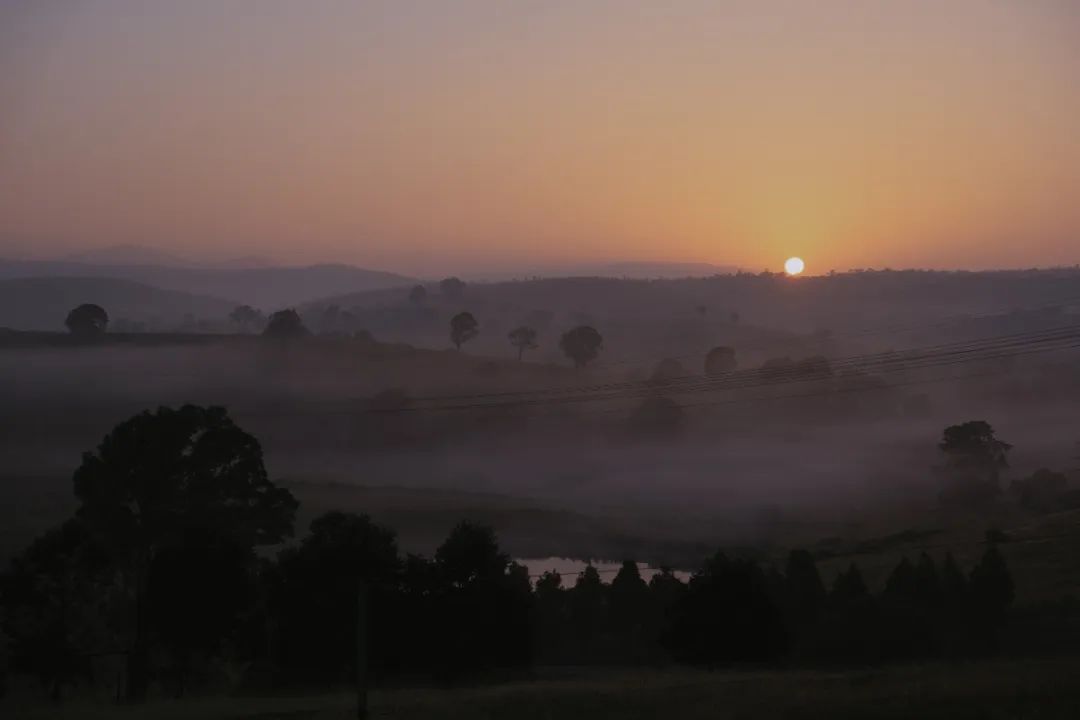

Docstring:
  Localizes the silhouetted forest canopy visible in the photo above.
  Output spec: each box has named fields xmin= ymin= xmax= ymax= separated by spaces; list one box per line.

xmin=0 ymin=405 xmax=1059 ymax=704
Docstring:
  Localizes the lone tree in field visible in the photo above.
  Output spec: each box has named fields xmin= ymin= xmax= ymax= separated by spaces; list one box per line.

xmin=440 ymin=277 xmax=466 ymax=300
xmin=72 ymin=405 xmax=297 ymax=701
xmin=408 ymin=284 xmax=428 ymax=304
xmin=64 ymin=303 xmax=109 ymax=337
xmin=450 ymin=311 xmax=478 ymax=350
xmin=229 ymin=304 xmax=264 ymax=333
xmin=559 ymin=325 xmax=603 ymax=368
xmin=938 ymin=420 xmax=1012 ymax=505
xmin=704 ymin=346 xmax=737 ymax=377
xmin=507 ymin=325 xmax=538 ymax=361
xmin=262 ymin=309 xmax=310 ymax=339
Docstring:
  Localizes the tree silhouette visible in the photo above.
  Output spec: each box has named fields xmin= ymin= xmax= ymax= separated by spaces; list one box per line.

xmin=431 ymin=523 xmax=530 ymax=674
xmin=609 ymin=561 xmax=650 ymax=660
xmin=883 ymin=556 xmax=919 ymax=604
xmin=831 ymin=563 xmax=869 ymax=606
xmin=667 ymin=552 xmax=786 ymax=665
xmin=969 ymin=543 xmax=1014 ymax=620
xmin=914 ymin=553 xmax=943 ymax=610
xmin=559 ymin=326 xmax=603 ymax=368
xmin=272 ymin=512 xmax=401 ymax=679
xmin=146 ymin=536 xmax=253 ymax=696
xmin=704 ymin=346 xmax=737 ymax=377
xmin=72 ymin=405 xmax=297 ymax=700
xmin=784 ymin=550 xmax=826 ymax=629
xmin=939 ymin=421 xmax=1012 ymax=505
xmin=450 ymin=312 xmax=478 ymax=351
xmin=0 ymin=519 xmax=113 ymax=699
xmin=508 ymin=325 xmax=538 ymax=360
xmin=408 ymin=284 xmax=428 ymax=304
xmin=439 ymin=277 xmax=466 ymax=300
xmin=821 ymin=562 xmax=876 ymax=661
xmin=569 ymin=565 xmax=609 ymax=662
xmin=1010 ymin=468 xmax=1069 ymax=512
xmin=229 ymin=305 xmax=264 ymax=334
xmin=262 ymin=309 xmax=310 ymax=339
xmin=940 ymin=552 xmax=968 ymax=606
xmin=533 ymin=570 xmax=569 ymax=663
xmin=436 ymin=521 xmax=508 ymax=586
xmin=64 ymin=304 xmax=108 ymax=337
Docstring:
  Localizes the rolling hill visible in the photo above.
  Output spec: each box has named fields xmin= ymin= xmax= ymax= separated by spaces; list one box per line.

xmin=0 ymin=258 xmax=416 ymax=310
xmin=0 ymin=276 xmax=236 ymax=331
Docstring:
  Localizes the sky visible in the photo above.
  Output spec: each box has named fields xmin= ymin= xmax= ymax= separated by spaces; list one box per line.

xmin=1 ymin=0 xmax=1078 ymax=275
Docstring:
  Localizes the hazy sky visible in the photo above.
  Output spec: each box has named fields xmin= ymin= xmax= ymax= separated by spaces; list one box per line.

xmin=2 ymin=1 xmax=1078 ymax=274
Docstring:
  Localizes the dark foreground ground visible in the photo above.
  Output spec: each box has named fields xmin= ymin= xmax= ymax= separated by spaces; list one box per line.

xmin=9 ymin=658 xmax=1080 ymax=720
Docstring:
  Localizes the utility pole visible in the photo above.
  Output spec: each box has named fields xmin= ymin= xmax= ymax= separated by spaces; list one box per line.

xmin=356 ymin=580 xmax=369 ymax=720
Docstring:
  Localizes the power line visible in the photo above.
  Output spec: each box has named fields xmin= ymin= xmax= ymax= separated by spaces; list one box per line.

xmin=389 ymin=324 xmax=1080 ymax=412
xmin=591 ymin=291 xmax=1080 ymax=371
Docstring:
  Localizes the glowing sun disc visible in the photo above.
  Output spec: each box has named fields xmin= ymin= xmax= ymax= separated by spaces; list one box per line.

xmin=784 ymin=257 xmax=805 ymax=276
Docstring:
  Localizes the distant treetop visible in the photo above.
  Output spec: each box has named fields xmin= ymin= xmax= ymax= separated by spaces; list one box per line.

xmin=65 ymin=303 xmax=109 ymax=337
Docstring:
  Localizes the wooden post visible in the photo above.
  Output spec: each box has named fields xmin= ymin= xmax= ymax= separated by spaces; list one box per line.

xmin=356 ymin=580 xmax=369 ymax=720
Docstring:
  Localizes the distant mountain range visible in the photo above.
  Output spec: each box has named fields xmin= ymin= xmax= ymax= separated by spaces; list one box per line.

xmin=463 ymin=261 xmax=741 ymax=281
xmin=0 ymin=257 xmax=416 ymax=310
xmin=60 ymin=244 xmax=279 ymax=269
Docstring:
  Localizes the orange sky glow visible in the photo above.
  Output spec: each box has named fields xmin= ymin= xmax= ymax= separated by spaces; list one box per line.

xmin=1 ymin=0 xmax=1078 ymax=274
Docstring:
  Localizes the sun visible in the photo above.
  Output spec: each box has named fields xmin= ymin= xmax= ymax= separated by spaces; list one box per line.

xmin=784 ymin=256 xmax=805 ymax=276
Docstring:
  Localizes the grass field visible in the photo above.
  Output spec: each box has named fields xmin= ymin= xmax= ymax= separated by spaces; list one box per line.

xmin=8 ymin=658 xmax=1080 ymax=719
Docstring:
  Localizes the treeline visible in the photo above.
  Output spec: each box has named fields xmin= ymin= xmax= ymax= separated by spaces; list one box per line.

xmin=0 ymin=512 xmax=1019 ymax=700
xmin=0 ymin=406 xmax=1022 ymax=702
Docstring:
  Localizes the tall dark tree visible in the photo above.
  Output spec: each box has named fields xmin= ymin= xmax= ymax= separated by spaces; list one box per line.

xmin=507 ymin=325 xmax=538 ymax=360
xmin=914 ymin=553 xmax=943 ymax=610
xmin=450 ymin=312 xmax=479 ymax=351
xmin=610 ymin=562 xmax=649 ymax=625
xmin=883 ymin=556 xmax=919 ymax=605
xmin=784 ymin=550 xmax=827 ymax=629
xmin=64 ymin=304 xmax=109 ymax=337
xmin=939 ymin=421 xmax=1011 ymax=504
xmin=940 ymin=552 xmax=968 ymax=606
xmin=72 ymin=405 xmax=297 ymax=700
xmin=436 ymin=522 xmax=508 ymax=586
xmin=822 ymin=563 xmax=877 ymax=662
xmin=831 ymin=563 xmax=869 ymax=606
xmin=569 ymin=565 xmax=609 ymax=662
xmin=0 ymin=519 xmax=114 ymax=699
xmin=431 ymin=523 xmax=530 ymax=673
xmin=559 ymin=325 xmax=603 ymax=368
xmin=667 ymin=552 xmax=786 ymax=665
xmin=969 ymin=543 xmax=1014 ymax=620
xmin=262 ymin=309 xmax=310 ymax=339
xmin=271 ymin=512 xmax=401 ymax=679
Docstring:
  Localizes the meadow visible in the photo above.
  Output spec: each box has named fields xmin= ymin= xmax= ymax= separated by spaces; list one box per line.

xmin=9 ymin=658 xmax=1080 ymax=719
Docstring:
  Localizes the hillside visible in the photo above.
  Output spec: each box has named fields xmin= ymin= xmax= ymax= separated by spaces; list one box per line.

xmin=0 ymin=259 xmax=416 ymax=310
xmin=299 ymin=268 xmax=1080 ymax=366
xmin=0 ymin=276 xmax=236 ymax=331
